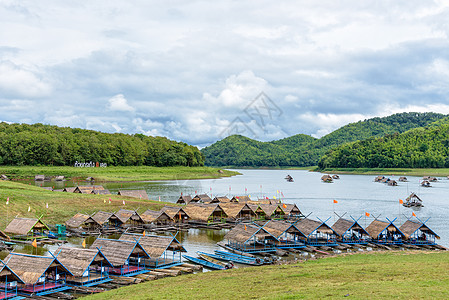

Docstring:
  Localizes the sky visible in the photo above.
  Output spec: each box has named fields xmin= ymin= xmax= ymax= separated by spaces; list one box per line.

xmin=1 ymin=1 xmax=449 ymax=147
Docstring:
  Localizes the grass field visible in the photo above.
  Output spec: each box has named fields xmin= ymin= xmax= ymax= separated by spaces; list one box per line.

xmin=0 ymin=180 xmax=173 ymax=228
xmin=0 ymin=166 xmax=240 ymax=182
xmin=319 ymin=167 xmax=449 ymax=177
xmin=83 ymin=251 xmax=449 ymax=300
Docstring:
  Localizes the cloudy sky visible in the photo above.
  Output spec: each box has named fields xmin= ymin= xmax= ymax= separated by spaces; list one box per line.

xmin=1 ymin=1 xmax=449 ymax=147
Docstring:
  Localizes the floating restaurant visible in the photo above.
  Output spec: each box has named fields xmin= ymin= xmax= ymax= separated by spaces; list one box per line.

xmin=399 ymin=219 xmax=440 ymax=245
xmin=223 ymin=223 xmax=278 ymax=253
xmin=0 ymin=259 xmax=24 ymax=300
xmin=332 ymin=217 xmax=370 ymax=245
xmin=4 ymin=217 xmax=50 ymax=240
xmin=294 ymin=218 xmax=338 ymax=246
xmin=365 ymin=218 xmax=405 ymax=245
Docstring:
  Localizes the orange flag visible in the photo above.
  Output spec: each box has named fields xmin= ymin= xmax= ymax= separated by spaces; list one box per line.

xmin=333 ymin=200 xmax=338 ymax=204
xmin=412 ymin=212 xmax=416 ymax=217
xmin=143 ymin=231 xmax=146 ymax=236
xmin=283 ymin=203 xmax=287 ymax=209
xmin=32 ymin=239 xmax=37 ymax=248
xmin=244 ymin=224 xmax=247 ymax=231
xmin=82 ymin=239 xmax=86 ymax=248
xmin=399 ymin=199 xmax=404 ymax=204
xmin=365 ymin=212 xmax=370 ymax=217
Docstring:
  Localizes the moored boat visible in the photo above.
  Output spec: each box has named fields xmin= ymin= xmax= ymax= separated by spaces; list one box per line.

xmin=214 ymin=250 xmax=267 ymax=265
xmin=182 ymin=255 xmax=227 ymax=270
xmin=197 ymin=252 xmax=234 ymax=269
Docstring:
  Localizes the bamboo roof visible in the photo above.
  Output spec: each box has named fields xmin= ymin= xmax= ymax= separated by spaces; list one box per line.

xmin=0 ymin=260 xmax=24 ymax=283
xmin=332 ymin=218 xmax=368 ymax=237
xmin=219 ymin=203 xmax=246 ymax=218
xmin=91 ymin=211 xmax=114 ymax=225
xmin=118 ymin=190 xmax=149 ymax=199
xmin=65 ymin=213 xmax=90 ymax=228
xmin=4 ymin=252 xmax=72 ymax=284
xmin=230 ymin=195 xmax=251 ymax=202
xmin=63 ymin=187 xmax=77 ymax=193
xmin=365 ymin=219 xmax=404 ymax=239
xmin=261 ymin=220 xmax=305 ymax=239
xmin=399 ymin=220 xmax=440 ymax=239
xmin=295 ymin=218 xmax=336 ymax=237
xmin=281 ymin=203 xmax=301 ymax=215
xmin=89 ymin=238 xmax=149 ymax=267
xmin=140 ymin=210 xmax=172 ymax=223
xmin=183 ymin=204 xmax=227 ymax=221
xmin=91 ymin=189 xmax=111 ymax=195
xmin=160 ymin=206 xmax=190 ymax=220
xmin=115 ymin=209 xmax=144 ymax=224
xmin=4 ymin=217 xmax=49 ymax=235
xmin=55 ymin=247 xmax=113 ymax=277
xmin=74 ymin=186 xmax=105 ymax=194
xmin=176 ymin=195 xmax=193 ymax=204
xmin=259 ymin=204 xmax=284 ymax=216
xmin=213 ymin=196 xmax=230 ymax=203
xmin=192 ymin=194 xmax=212 ymax=203
xmin=224 ymin=223 xmax=277 ymax=244
xmin=0 ymin=229 xmax=10 ymax=242
xmin=120 ymin=233 xmax=186 ymax=258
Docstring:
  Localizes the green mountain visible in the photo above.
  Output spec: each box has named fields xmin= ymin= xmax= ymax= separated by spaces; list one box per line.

xmin=318 ymin=117 xmax=449 ymax=169
xmin=0 ymin=123 xmax=204 ymax=167
xmin=202 ymin=112 xmax=446 ymax=167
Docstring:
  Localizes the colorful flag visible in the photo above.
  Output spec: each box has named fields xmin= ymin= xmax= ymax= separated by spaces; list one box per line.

xmin=365 ymin=212 xmax=370 ymax=217
xmin=273 ymin=196 xmax=276 ymax=199
xmin=333 ymin=200 xmax=338 ymax=204
xmin=399 ymin=199 xmax=404 ymax=204
xmin=244 ymin=224 xmax=247 ymax=231
xmin=82 ymin=239 xmax=86 ymax=248
xmin=122 ymin=200 xmax=125 ymax=205
xmin=283 ymin=203 xmax=287 ymax=209
xmin=412 ymin=212 xmax=416 ymax=217
xmin=108 ymin=198 xmax=111 ymax=204
xmin=32 ymin=239 xmax=37 ymax=248
xmin=143 ymin=231 xmax=146 ymax=236
xmin=6 ymin=197 xmax=9 ymax=205
xmin=28 ymin=206 xmax=31 ymax=212
xmin=46 ymin=203 xmax=48 ymax=209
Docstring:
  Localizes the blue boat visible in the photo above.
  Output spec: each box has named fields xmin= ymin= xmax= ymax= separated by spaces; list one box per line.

xmin=214 ymin=251 xmax=266 ymax=265
xmin=198 ymin=251 xmax=263 ymax=266
xmin=182 ymin=255 xmax=226 ymax=270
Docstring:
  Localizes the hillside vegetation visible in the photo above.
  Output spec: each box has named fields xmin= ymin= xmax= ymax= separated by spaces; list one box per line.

xmin=202 ymin=112 xmax=446 ymax=167
xmin=0 ymin=123 xmax=204 ymax=167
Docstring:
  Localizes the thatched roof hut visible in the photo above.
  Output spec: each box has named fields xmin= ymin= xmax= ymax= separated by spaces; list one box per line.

xmin=65 ymin=213 xmax=91 ymax=228
xmin=321 ymin=174 xmax=333 ymax=182
xmin=294 ymin=218 xmax=337 ymax=237
xmin=183 ymin=203 xmax=228 ymax=222
xmin=374 ymin=176 xmax=385 ymax=182
xmin=365 ymin=219 xmax=405 ymax=239
xmin=280 ymin=203 xmax=302 ymax=217
xmin=74 ymin=186 xmax=105 ymax=194
xmin=4 ymin=252 xmax=72 ymax=285
xmin=119 ymin=233 xmax=186 ymax=258
xmin=91 ymin=211 xmax=114 ymax=226
xmin=332 ymin=174 xmax=340 ymax=179
xmin=192 ymin=194 xmax=212 ymax=203
xmin=4 ymin=217 xmax=50 ymax=236
xmin=118 ymin=190 xmax=149 ymax=199
xmin=63 ymin=187 xmax=77 ymax=193
xmin=398 ymin=177 xmax=408 ymax=182
xmin=114 ymin=209 xmax=144 ymax=225
xmin=0 ymin=229 xmax=11 ymax=242
xmin=387 ymin=180 xmax=398 ymax=186
xmin=223 ymin=223 xmax=278 ymax=244
xmin=91 ymin=189 xmax=111 ymax=195
xmin=140 ymin=210 xmax=172 ymax=224
xmin=55 ymin=247 xmax=113 ymax=277
xmin=176 ymin=195 xmax=193 ymax=204
xmin=0 ymin=259 xmax=24 ymax=284
xmin=89 ymin=238 xmax=150 ymax=267
xmin=332 ymin=218 xmax=369 ymax=238
xmin=258 ymin=204 xmax=285 ymax=219
xmin=230 ymin=195 xmax=251 ymax=203
xmin=212 ymin=196 xmax=230 ymax=203
xmin=399 ymin=220 xmax=440 ymax=240
xmin=261 ymin=220 xmax=305 ymax=239
xmin=160 ymin=206 xmax=190 ymax=221
xmin=219 ymin=203 xmax=246 ymax=220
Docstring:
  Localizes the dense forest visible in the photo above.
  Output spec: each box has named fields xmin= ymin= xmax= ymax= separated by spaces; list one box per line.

xmin=0 ymin=123 xmax=204 ymax=167
xmin=318 ymin=118 xmax=449 ymax=169
xmin=202 ymin=112 xmax=447 ymax=167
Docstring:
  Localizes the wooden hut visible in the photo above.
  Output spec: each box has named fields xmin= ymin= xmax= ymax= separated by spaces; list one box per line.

xmin=120 ymin=233 xmax=187 ymax=269
xmin=365 ymin=218 xmax=405 ymax=245
xmin=65 ymin=213 xmax=100 ymax=232
xmin=230 ymin=195 xmax=251 ymax=203
xmin=258 ymin=204 xmax=285 ymax=220
xmin=0 ymin=229 xmax=10 ymax=242
xmin=183 ymin=204 xmax=228 ymax=224
xmin=261 ymin=220 xmax=306 ymax=249
xmin=91 ymin=211 xmax=114 ymax=228
xmin=4 ymin=217 xmax=50 ymax=239
xmin=387 ymin=180 xmax=398 ymax=186
xmin=398 ymin=177 xmax=408 ymax=182
xmin=192 ymin=194 xmax=212 ymax=204
xmin=89 ymin=238 xmax=150 ymax=276
xmin=0 ymin=259 xmax=24 ymax=300
xmin=280 ymin=203 xmax=303 ymax=220
xmin=160 ymin=206 xmax=190 ymax=223
xmin=55 ymin=247 xmax=113 ymax=287
xmin=332 ymin=174 xmax=340 ymax=179
xmin=140 ymin=210 xmax=172 ymax=225
xmin=294 ymin=218 xmax=338 ymax=246
xmin=91 ymin=189 xmax=111 ymax=195
xmin=403 ymin=193 xmax=423 ymax=208
xmin=374 ymin=176 xmax=385 ymax=182
xmin=399 ymin=219 xmax=439 ymax=245
xmin=421 ymin=180 xmax=431 ymax=187
xmin=74 ymin=186 xmax=105 ymax=194
xmin=63 ymin=187 xmax=77 ymax=193
xmin=223 ymin=223 xmax=278 ymax=253
xmin=114 ymin=209 xmax=145 ymax=228
xmin=4 ymin=252 xmax=72 ymax=296
xmin=219 ymin=203 xmax=257 ymax=222
xmin=321 ymin=174 xmax=333 ymax=183
xmin=176 ymin=195 xmax=193 ymax=204
xmin=212 ymin=196 xmax=230 ymax=203
xmin=332 ymin=217 xmax=369 ymax=244
xmin=117 ymin=190 xmax=149 ymax=199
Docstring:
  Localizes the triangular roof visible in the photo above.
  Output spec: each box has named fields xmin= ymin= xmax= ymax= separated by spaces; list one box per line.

xmin=119 ymin=233 xmax=186 ymax=258
xmin=219 ymin=203 xmax=246 ymax=218
xmin=160 ymin=206 xmax=190 ymax=220
xmin=183 ymin=203 xmax=227 ymax=221
xmin=280 ymin=203 xmax=302 ymax=215
xmin=0 ymin=259 xmax=24 ymax=283
xmin=294 ymin=218 xmax=337 ymax=237
xmin=258 ymin=204 xmax=284 ymax=216
xmin=115 ymin=209 xmax=144 ymax=224
xmin=118 ymin=189 xmax=148 ymax=199
xmin=0 ymin=229 xmax=10 ymax=242
xmin=89 ymin=238 xmax=150 ymax=266
xmin=261 ymin=220 xmax=305 ymax=239
xmin=140 ymin=210 xmax=172 ymax=223
xmin=91 ymin=189 xmax=111 ymax=195
xmin=63 ymin=187 xmax=77 ymax=193
xmin=5 ymin=217 xmax=50 ymax=235
xmin=74 ymin=186 xmax=105 ymax=194
xmin=366 ymin=219 xmax=405 ymax=239
xmin=230 ymin=195 xmax=251 ymax=202
xmin=192 ymin=194 xmax=212 ymax=203
xmin=332 ymin=218 xmax=368 ymax=237
xmin=223 ymin=223 xmax=278 ymax=244
xmin=91 ymin=211 xmax=114 ymax=225
xmin=176 ymin=195 xmax=193 ymax=204
xmin=5 ymin=252 xmax=73 ymax=284
xmin=55 ymin=247 xmax=113 ymax=277
xmin=399 ymin=220 xmax=440 ymax=239
xmin=65 ymin=213 xmax=94 ymax=228
xmin=213 ymin=196 xmax=230 ymax=203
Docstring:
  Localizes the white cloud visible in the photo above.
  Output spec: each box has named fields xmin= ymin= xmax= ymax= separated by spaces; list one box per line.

xmin=107 ymin=94 xmax=135 ymax=112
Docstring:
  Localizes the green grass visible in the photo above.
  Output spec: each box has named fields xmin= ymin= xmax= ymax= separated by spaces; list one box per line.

xmin=0 ymin=180 xmax=173 ymax=228
xmin=320 ymin=168 xmax=449 ymax=177
xmin=0 ymin=166 xmax=240 ymax=182
xmin=82 ymin=251 xmax=449 ymax=299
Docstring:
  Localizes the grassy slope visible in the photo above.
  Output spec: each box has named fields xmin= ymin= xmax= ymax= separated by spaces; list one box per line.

xmin=319 ymin=168 xmax=449 ymax=177
xmin=0 ymin=166 xmax=239 ymax=182
xmin=83 ymin=251 xmax=449 ymax=299
xmin=0 ymin=180 xmax=173 ymax=227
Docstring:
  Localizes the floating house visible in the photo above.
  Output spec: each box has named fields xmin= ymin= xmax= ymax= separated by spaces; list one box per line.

xmin=55 ymin=247 xmax=113 ymax=287
xmin=0 ymin=259 xmax=24 ymax=300
xmin=118 ymin=190 xmax=149 ymax=200
xmin=65 ymin=213 xmax=100 ymax=232
xmin=223 ymin=223 xmax=278 ymax=253
xmin=398 ymin=177 xmax=408 ymax=182
xmin=321 ymin=174 xmax=333 ymax=183
xmin=399 ymin=219 xmax=440 ymax=245
xmin=230 ymin=195 xmax=251 ymax=203
xmin=140 ymin=210 xmax=172 ymax=225
xmin=4 ymin=252 xmax=72 ymax=296
xmin=192 ymin=194 xmax=212 ymax=204
xmin=403 ymin=193 xmax=423 ymax=208
xmin=332 ymin=217 xmax=369 ymax=244
xmin=89 ymin=238 xmax=150 ymax=276
xmin=219 ymin=203 xmax=257 ymax=222
xmin=332 ymin=174 xmax=340 ymax=179
xmin=374 ymin=176 xmax=385 ymax=182
xmin=0 ymin=230 xmax=10 ymax=242
xmin=294 ymin=218 xmax=338 ymax=246
xmin=184 ymin=204 xmax=228 ymax=224
xmin=160 ymin=206 xmax=190 ymax=223
xmin=387 ymin=180 xmax=398 ymax=186
xmin=114 ymin=209 xmax=145 ymax=227
xmin=280 ymin=204 xmax=303 ymax=219
xmin=212 ymin=196 xmax=230 ymax=203
xmin=91 ymin=189 xmax=111 ymax=195
xmin=421 ymin=180 xmax=431 ymax=187
xmin=254 ymin=204 xmax=285 ymax=220
xmin=62 ymin=187 xmax=77 ymax=193
xmin=365 ymin=218 xmax=405 ymax=245
xmin=176 ymin=195 xmax=193 ymax=204
xmin=119 ymin=233 xmax=186 ymax=269
xmin=261 ymin=220 xmax=306 ymax=249
xmin=74 ymin=186 xmax=105 ymax=194
xmin=4 ymin=217 xmax=50 ymax=240
xmin=91 ymin=211 xmax=114 ymax=228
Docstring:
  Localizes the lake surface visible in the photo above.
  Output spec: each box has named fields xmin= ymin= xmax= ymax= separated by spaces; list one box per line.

xmin=24 ymin=169 xmax=449 ymax=254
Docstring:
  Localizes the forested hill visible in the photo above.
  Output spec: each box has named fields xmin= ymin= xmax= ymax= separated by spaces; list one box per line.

xmin=318 ymin=117 xmax=449 ymax=169
xmin=202 ymin=112 xmax=446 ymax=167
xmin=0 ymin=123 xmax=204 ymax=167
